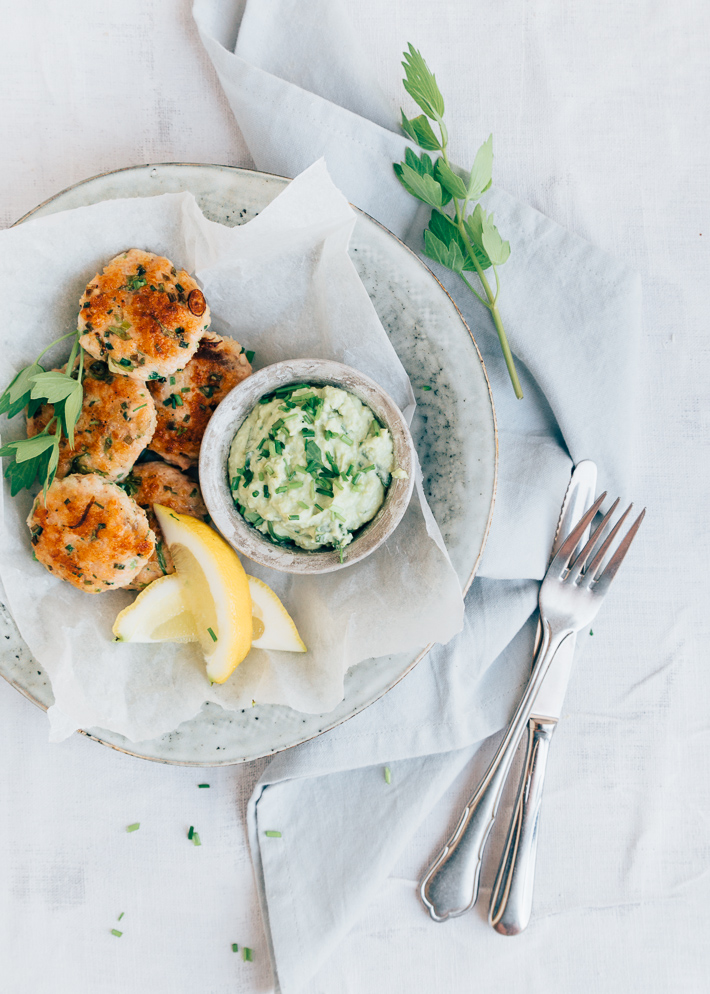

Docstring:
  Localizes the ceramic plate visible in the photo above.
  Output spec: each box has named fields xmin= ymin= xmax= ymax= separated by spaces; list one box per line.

xmin=0 ymin=163 xmax=497 ymax=765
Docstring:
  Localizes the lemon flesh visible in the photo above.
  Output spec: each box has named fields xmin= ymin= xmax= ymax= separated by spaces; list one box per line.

xmin=153 ymin=506 xmax=252 ymax=684
xmin=113 ymin=571 xmax=306 ymax=654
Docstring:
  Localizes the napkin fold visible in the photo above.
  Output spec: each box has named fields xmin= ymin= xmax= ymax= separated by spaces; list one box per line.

xmin=193 ymin=1 xmax=642 ymax=990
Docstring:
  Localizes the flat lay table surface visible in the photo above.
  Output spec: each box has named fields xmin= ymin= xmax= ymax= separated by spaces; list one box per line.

xmin=1 ymin=2 xmax=708 ymax=993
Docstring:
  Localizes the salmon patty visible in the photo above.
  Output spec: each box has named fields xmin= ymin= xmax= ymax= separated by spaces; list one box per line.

xmin=122 ymin=463 xmax=207 ymax=590
xmin=27 ymin=474 xmax=155 ymax=593
xmin=26 ymin=358 xmax=157 ymax=481
xmin=148 ymin=333 xmax=252 ymax=469
xmin=78 ymin=249 xmax=211 ymax=381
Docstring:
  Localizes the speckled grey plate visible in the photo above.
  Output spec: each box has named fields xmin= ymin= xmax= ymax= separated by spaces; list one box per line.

xmin=0 ymin=163 xmax=497 ymax=765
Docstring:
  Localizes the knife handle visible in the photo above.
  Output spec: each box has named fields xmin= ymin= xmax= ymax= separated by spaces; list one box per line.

xmin=488 ymin=716 xmax=556 ymax=935
xmin=419 ymin=627 xmax=569 ymax=922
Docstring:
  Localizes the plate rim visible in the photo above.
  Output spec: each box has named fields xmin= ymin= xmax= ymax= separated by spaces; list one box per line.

xmin=3 ymin=161 xmax=498 ymax=765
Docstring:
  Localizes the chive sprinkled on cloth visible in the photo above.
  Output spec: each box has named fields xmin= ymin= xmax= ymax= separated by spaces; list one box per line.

xmin=421 ymin=384 xmax=432 ymax=391
xmin=242 ymin=947 xmax=253 ymax=962
xmin=126 ymin=822 xmax=140 ymax=832
xmin=198 ymin=783 xmax=210 ymax=788
xmin=111 ymin=929 xmax=123 ymax=938
xmin=384 ymin=766 xmax=392 ymax=784
xmin=232 ymin=943 xmax=239 ymax=953
xmin=192 ymin=831 xmax=202 ymax=846
xmin=264 ymin=830 xmax=282 ymax=838
xmin=187 ymin=826 xmax=194 ymax=840
xmin=117 ymin=912 xmax=125 ymax=921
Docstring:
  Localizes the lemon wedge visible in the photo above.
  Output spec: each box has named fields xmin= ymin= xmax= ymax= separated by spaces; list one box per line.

xmin=155 ymin=506 xmax=252 ymax=684
xmin=112 ymin=513 xmax=307 ymax=667
xmin=248 ymin=575 xmax=306 ymax=652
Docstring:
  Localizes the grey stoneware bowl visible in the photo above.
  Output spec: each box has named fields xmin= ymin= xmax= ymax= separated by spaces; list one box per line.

xmin=199 ymin=358 xmax=416 ymax=574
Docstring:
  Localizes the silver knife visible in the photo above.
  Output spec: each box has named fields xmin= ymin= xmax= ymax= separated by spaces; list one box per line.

xmin=489 ymin=459 xmax=598 ymax=935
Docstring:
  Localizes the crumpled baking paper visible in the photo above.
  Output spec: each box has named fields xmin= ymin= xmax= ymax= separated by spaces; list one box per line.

xmin=0 ymin=159 xmax=464 ymax=743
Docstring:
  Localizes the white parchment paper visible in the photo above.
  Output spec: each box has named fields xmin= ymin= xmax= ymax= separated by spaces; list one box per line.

xmin=0 ymin=160 xmax=464 ymax=742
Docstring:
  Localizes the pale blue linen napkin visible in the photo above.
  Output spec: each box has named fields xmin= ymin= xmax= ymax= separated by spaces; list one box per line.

xmin=193 ymin=2 xmax=642 ymax=990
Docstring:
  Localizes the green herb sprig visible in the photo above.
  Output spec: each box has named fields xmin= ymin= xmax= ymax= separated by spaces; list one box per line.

xmin=0 ymin=330 xmax=85 ymax=496
xmin=394 ymin=45 xmax=522 ymax=399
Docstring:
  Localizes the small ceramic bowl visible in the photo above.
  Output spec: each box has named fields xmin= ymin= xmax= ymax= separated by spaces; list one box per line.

xmin=199 ymin=359 xmax=416 ymax=574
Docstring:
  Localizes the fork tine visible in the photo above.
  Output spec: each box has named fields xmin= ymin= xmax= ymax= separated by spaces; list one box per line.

xmin=592 ymin=508 xmax=646 ymax=595
xmin=577 ymin=503 xmax=632 ymax=587
xmin=549 ymin=492 xmax=607 ymax=574
xmin=567 ymin=498 xmax=621 ymax=582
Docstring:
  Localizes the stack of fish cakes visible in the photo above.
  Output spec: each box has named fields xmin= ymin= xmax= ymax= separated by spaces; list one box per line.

xmin=27 ymin=249 xmax=252 ymax=594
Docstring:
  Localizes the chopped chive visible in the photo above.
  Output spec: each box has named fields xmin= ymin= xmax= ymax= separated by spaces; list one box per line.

xmin=263 ymin=485 xmax=270 ymax=499
xmin=361 ymin=464 xmax=375 ymax=472
xmin=297 ymin=501 xmax=309 ymax=510
xmin=314 ymin=503 xmax=324 ymax=512
xmin=117 ymin=912 xmax=125 ymax=921
xmin=170 ymin=376 xmax=176 ymax=385
xmin=332 ymin=510 xmax=345 ymax=522
xmin=198 ymin=783 xmax=210 ymax=788
xmin=339 ymin=545 xmax=346 ymax=564
xmin=346 ymin=463 xmax=354 ymax=477
xmin=589 ymin=629 xmax=594 ymax=635
xmin=132 ymin=403 xmax=147 ymax=412
xmin=275 ymin=485 xmax=288 ymax=494
xmin=243 ymin=947 xmax=253 ymax=962
xmin=265 ymin=830 xmax=282 ymax=838
xmin=252 ymin=490 xmax=259 ymax=498
xmin=340 ymin=434 xmax=353 ymax=446
xmin=188 ymin=826 xmax=194 ymax=840
xmin=258 ymin=472 xmax=264 ymax=481
xmin=126 ymin=823 xmax=140 ymax=833
xmin=421 ymin=384 xmax=432 ymax=391
xmin=192 ymin=831 xmax=201 ymax=847
xmin=111 ymin=929 xmax=123 ymax=938
xmin=289 ymin=514 xmax=300 ymax=520
xmin=316 ymin=487 xmax=332 ymax=497
xmin=169 ymin=513 xmax=178 ymax=521
xmin=352 ymin=473 xmax=361 ymax=484
xmin=384 ymin=766 xmax=392 ymax=784
xmin=232 ymin=943 xmax=239 ymax=953
xmin=207 ymin=628 xmax=218 ymax=643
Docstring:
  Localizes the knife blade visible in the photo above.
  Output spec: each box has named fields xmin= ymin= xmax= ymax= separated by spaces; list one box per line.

xmin=489 ymin=459 xmax=597 ymax=935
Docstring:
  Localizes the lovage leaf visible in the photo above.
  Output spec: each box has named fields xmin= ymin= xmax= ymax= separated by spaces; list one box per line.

xmin=393 ymin=163 xmax=448 ymax=208
xmin=434 ymin=158 xmax=468 ymax=201
xmin=29 ymin=371 xmax=80 ymax=405
xmin=402 ymin=44 xmax=445 ymax=120
xmin=0 ymin=363 xmax=45 ymax=419
xmin=428 ymin=211 xmax=479 ymax=273
xmin=400 ymin=111 xmax=441 ymax=151
xmin=423 ymin=229 xmax=465 ymax=274
xmin=58 ymin=382 xmax=83 ymax=448
xmin=479 ymin=208 xmax=511 ymax=266
xmin=467 ymin=135 xmax=494 ymax=200
xmin=463 ymin=205 xmax=494 ymax=271
xmin=404 ymin=147 xmax=435 ymax=177
xmin=13 ymin=434 xmax=57 ymax=464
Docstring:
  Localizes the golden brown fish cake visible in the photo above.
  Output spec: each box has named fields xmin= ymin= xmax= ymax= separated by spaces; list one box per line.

xmin=122 ymin=462 xmax=207 ymax=590
xmin=27 ymin=474 xmax=155 ymax=593
xmin=147 ymin=333 xmax=252 ymax=470
xmin=78 ymin=249 xmax=211 ymax=381
xmin=26 ymin=358 xmax=157 ymax=482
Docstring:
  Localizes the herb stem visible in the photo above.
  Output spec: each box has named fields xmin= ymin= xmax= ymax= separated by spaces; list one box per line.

xmin=36 ymin=330 xmax=78 ymax=362
xmin=457 ymin=220 xmax=523 ymax=399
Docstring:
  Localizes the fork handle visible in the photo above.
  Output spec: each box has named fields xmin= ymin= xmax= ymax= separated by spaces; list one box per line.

xmin=488 ymin=716 xmax=556 ymax=934
xmin=419 ymin=627 xmax=572 ymax=921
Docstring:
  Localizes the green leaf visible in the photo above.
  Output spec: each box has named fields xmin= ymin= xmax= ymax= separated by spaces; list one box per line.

xmin=467 ymin=135 xmax=494 ymax=200
xmin=4 ymin=455 xmax=39 ymax=497
xmin=13 ymin=434 xmax=57 ymax=464
xmin=428 ymin=211 xmax=478 ymax=273
xmin=393 ymin=163 xmax=447 ymax=208
xmin=59 ymin=383 xmax=83 ymax=448
xmin=400 ymin=111 xmax=441 ymax=151
xmin=423 ymin=230 xmax=465 ymax=273
xmin=29 ymin=371 xmax=79 ymax=404
xmin=402 ymin=44 xmax=445 ymax=120
xmin=0 ymin=363 xmax=45 ymax=419
xmin=404 ymin=147 xmax=435 ymax=177
xmin=434 ymin=158 xmax=468 ymax=200
xmin=478 ymin=207 xmax=511 ymax=266
xmin=463 ymin=205 xmax=495 ymax=270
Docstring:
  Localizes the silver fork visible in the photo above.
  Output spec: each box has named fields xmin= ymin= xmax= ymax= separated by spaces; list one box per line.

xmin=419 ymin=492 xmax=645 ymax=922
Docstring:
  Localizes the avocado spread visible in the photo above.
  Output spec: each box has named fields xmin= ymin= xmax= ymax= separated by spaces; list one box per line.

xmin=228 ymin=383 xmax=404 ymax=555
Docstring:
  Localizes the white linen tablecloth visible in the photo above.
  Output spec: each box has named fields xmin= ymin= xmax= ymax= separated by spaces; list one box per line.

xmin=1 ymin=2 xmax=708 ymax=993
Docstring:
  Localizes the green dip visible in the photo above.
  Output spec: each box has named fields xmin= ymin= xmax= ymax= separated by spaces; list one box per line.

xmin=228 ymin=383 xmax=404 ymax=554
